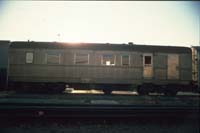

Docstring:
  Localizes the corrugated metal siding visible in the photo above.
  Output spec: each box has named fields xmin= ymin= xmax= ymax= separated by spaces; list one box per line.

xmin=155 ymin=69 xmax=167 ymax=80
xmin=179 ymin=54 xmax=192 ymax=81
xmin=154 ymin=53 xmax=167 ymax=80
xmin=180 ymin=54 xmax=192 ymax=68
xmin=154 ymin=53 xmax=167 ymax=69
xmin=195 ymin=47 xmax=200 ymax=86
xmin=64 ymin=50 xmax=74 ymax=65
xmin=34 ymin=49 xmax=46 ymax=64
xmin=180 ymin=70 xmax=192 ymax=81
xmin=9 ymin=50 xmax=26 ymax=64
xmin=198 ymin=50 xmax=200 ymax=86
xmin=167 ymin=54 xmax=180 ymax=80
xmin=131 ymin=53 xmax=143 ymax=67
xmin=0 ymin=41 xmax=10 ymax=89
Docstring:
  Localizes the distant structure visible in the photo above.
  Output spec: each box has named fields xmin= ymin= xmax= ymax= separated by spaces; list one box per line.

xmin=128 ymin=42 xmax=134 ymax=45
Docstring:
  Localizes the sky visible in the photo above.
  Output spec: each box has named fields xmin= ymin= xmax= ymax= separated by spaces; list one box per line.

xmin=0 ymin=1 xmax=199 ymax=47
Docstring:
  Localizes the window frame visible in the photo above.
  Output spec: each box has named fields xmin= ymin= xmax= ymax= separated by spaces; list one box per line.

xmin=46 ymin=52 xmax=61 ymax=65
xmin=121 ymin=54 xmax=130 ymax=66
xmin=74 ymin=53 xmax=89 ymax=65
xmin=25 ymin=52 xmax=34 ymax=64
xmin=101 ymin=54 xmax=116 ymax=66
xmin=143 ymin=54 xmax=153 ymax=67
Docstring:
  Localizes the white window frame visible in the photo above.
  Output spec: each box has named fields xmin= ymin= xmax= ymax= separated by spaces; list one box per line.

xmin=26 ymin=52 xmax=34 ymax=64
xmin=143 ymin=54 xmax=153 ymax=67
xmin=121 ymin=54 xmax=130 ymax=66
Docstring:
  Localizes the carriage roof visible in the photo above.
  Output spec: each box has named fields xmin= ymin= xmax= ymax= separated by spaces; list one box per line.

xmin=10 ymin=41 xmax=191 ymax=53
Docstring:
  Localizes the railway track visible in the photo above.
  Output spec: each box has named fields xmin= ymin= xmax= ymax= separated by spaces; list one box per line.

xmin=0 ymin=91 xmax=199 ymax=118
xmin=0 ymin=104 xmax=198 ymax=133
xmin=0 ymin=102 xmax=199 ymax=118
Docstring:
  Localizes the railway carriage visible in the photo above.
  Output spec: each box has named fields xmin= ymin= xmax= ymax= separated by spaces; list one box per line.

xmin=6 ymin=41 xmax=196 ymax=95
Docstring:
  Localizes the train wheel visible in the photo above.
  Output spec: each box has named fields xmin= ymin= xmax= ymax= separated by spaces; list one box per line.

xmin=137 ymin=85 xmax=149 ymax=95
xmin=137 ymin=90 xmax=149 ymax=95
xmin=164 ymin=90 xmax=177 ymax=96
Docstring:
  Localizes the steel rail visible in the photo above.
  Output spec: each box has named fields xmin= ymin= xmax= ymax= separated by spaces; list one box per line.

xmin=0 ymin=103 xmax=199 ymax=118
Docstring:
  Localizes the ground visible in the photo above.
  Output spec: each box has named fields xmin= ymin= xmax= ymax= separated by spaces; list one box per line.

xmin=0 ymin=91 xmax=199 ymax=133
xmin=0 ymin=117 xmax=199 ymax=133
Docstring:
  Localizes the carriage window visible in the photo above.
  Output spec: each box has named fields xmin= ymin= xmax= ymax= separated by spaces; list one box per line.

xmin=102 ymin=54 xmax=115 ymax=66
xmin=26 ymin=52 xmax=33 ymax=63
xmin=75 ymin=53 xmax=89 ymax=65
xmin=121 ymin=55 xmax=130 ymax=66
xmin=47 ymin=53 xmax=60 ymax=64
xmin=144 ymin=56 xmax=152 ymax=65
